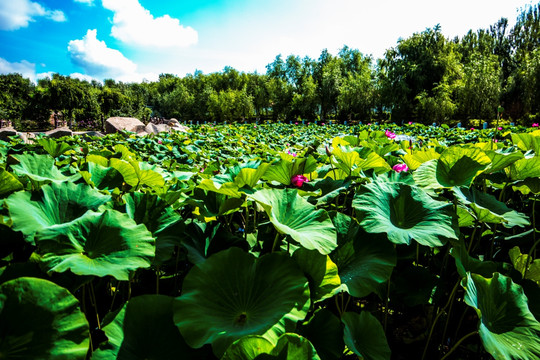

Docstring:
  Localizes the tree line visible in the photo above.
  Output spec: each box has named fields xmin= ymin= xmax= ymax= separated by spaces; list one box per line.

xmin=1 ymin=3 xmax=540 ymax=128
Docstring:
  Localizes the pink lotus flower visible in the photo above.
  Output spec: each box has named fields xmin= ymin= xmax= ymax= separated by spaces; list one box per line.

xmin=158 ymin=139 xmax=162 ymax=144
xmin=470 ymin=127 xmax=475 ymax=131
xmin=385 ymin=130 xmax=396 ymax=139
xmin=287 ymin=150 xmax=297 ymax=157
xmin=367 ymin=123 xmax=372 ymax=126
xmin=295 ymin=122 xmax=298 ymax=125
xmin=533 ymin=123 xmax=539 ymax=127
xmin=393 ymin=163 xmax=409 ymax=173
xmin=498 ymin=127 xmax=503 ymax=130
xmin=494 ymin=139 xmax=498 ymax=143
xmin=291 ymin=175 xmax=309 ymax=187
xmin=408 ymin=121 xmax=413 ymax=125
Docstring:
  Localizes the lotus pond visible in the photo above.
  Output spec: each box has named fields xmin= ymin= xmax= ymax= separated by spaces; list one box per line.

xmin=0 ymin=123 xmax=540 ymax=360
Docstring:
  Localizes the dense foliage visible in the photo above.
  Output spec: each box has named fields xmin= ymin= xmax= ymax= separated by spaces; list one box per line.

xmin=1 ymin=122 xmax=540 ymax=359
xmin=2 ymin=4 xmax=540 ymax=128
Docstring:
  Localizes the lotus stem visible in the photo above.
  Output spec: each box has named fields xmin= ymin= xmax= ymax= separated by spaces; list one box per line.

xmin=421 ymin=280 xmax=460 ymax=360
xmin=271 ymin=233 xmax=281 ymax=252
xmin=89 ymin=282 xmax=101 ymax=329
xmin=439 ymin=331 xmax=478 ymax=360
xmin=383 ymin=278 xmax=391 ymax=332
xmin=156 ymin=266 xmax=160 ymax=295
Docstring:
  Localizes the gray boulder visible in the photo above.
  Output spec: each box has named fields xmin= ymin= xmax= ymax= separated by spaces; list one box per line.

xmin=0 ymin=127 xmax=17 ymax=141
xmin=145 ymin=123 xmax=171 ymax=134
xmin=45 ymin=127 xmax=73 ymax=139
xmin=105 ymin=117 xmax=146 ymax=134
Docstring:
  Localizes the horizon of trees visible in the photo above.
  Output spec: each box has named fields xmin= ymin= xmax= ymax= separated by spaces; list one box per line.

xmin=1 ymin=3 xmax=540 ymax=128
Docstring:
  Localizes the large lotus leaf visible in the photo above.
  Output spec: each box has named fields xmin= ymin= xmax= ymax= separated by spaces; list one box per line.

xmin=263 ymin=158 xmax=293 ymax=185
xmin=292 ymin=248 xmax=341 ymax=302
xmin=450 ymin=243 xmax=509 ymax=279
xmin=109 ymin=158 xmax=164 ymax=188
xmin=332 ymin=145 xmax=361 ymax=175
xmin=37 ymin=138 xmax=73 ymax=158
xmin=10 ymin=153 xmax=81 ymax=184
xmin=341 ymin=311 xmax=391 ymax=360
xmin=0 ymin=168 xmax=22 ymax=197
xmin=303 ymin=178 xmax=351 ymax=206
xmin=197 ymin=178 xmax=242 ymax=198
xmin=82 ymin=162 xmax=124 ymax=190
xmin=297 ymin=309 xmax=344 ymax=360
xmin=453 ymin=187 xmax=530 ymax=228
xmin=6 ymin=182 xmax=111 ymax=242
xmin=330 ymin=215 xmax=396 ymax=297
xmin=36 ymin=209 xmax=155 ymax=280
xmin=234 ymin=163 xmax=271 ymax=188
xmin=174 ymin=247 xmax=310 ymax=357
xmin=461 ymin=272 xmax=540 ymax=359
xmin=485 ymin=148 xmax=525 ymax=174
xmin=213 ymin=160 xmax=265 ymax=184
xmin=93 ymin=295 xmax=204 ymax=360
xmin=353 ymin=181 xmax=457 ymax=247
xmin=509 ymin=247 xmax=540 ymax=284
xmin=357 ymin=151 xmax=391 ymax=174
xmin=413 ymin=147 xmax=491 ymax=189
xmin=507 ymin=156 xmax=540 ymax=181
xmin=221 ymin=336 xmax=274 ymax=359
xmin=0 ymin=277 xmax=89 ymax=359
xmin=222 ymin=333 xmax=320 ymax=360
xmin=124 ymin=192 xmax=183 ymax=264
xmin=401 ymin=148 xmax=441 ymax=170
xmin=511 ymin=132 xmax=540 ymax=153
xmin=249 ymin=188 xmax=337 ymax=255
xmin=180 ymin=220 xmax=246 ymax=265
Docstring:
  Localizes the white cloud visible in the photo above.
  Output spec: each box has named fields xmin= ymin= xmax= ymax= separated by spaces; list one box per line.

xmin=101 ymin=0 xmax=197 ymax=48
xmin=68 ymin=29 xmax=157 ymax=82
xmin=0 ymin=0 xmax=66 ymax=30
xmin=70 ymin=72 xmax=98 ymax=82
xmin=0 ymin=57 xmax=36 ymax=79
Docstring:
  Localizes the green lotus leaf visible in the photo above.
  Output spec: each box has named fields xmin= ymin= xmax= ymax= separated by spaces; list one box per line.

xmin=462 ymin=272 xmax=540 ymax=359
xmin=401 ymin=148 xmax=441 ymax=170
xmin=263 ymin=158 xmax=294 ymax=185
xmin=507 ymin=156 xmax=540 ymax=181
xmin=249 ymin=188 xmax=337 ymax=255
xmin=511 ymin=132 xmax=540 ymax=153
xmin=414 ymin=147 xmax=491 ymax=189
xmin=10 ymin=153 xmax=81 ymax=184
xmin=234 ymin=163 xmax=271 ymax=188
xmin=332 ymin=145 xmax=361 ymax=175
xmin=222 ymin=333 xmax=320 ymax=360
xmin=109 ymin=158 xmax=164 ymax=188
xmin=512 ymin=177 xmax=540 ymax=195
xmin=221 ymin=336 xmax=274 ymax=359
xmin=36 ymin=209 xmax=155 ymax=280
xmin=292 ymin=248 xmax=341 ymax=302
xmin=82 ymin=162 xmax=124 ymax=190
xmin=485 ymin=148 xmax=525 ymax=174
xmin=298 ymin=309 xmax=344 ymax=360
xmin=198 ymin=179 xmax=242 ymax=198
xmin=330 ymin=212 xmax=396 ymax=298
xmin=509 ymin=247 xmax=540 ymax=284
xmin=6 ymin=182 xmax=111 ymax=242
xmin=451 ymin=243 xmax=508 ymax=279
xmin=358 ymin=151 xmax=391 ymax=174
xmin=0 ymin=277 xmax=89 ymax=359
xmin=303 ymin=178 xmax=351 ymax=206
xmin=174 ymin=247 xmax=310 ymax=357
xmin=453 ymin=187 xmax=530 ymax=228
xmin=37 ymin=138 xmax=73 ymax=158
xmin=341 ymin=311 xmax=391 ymax=360
xmin=0 ymin=167 xmax=22 ymax=198
xmin=93 ymin=295 xmax=204 ymax=360
xmin=353 ymin=181 xmax=457 ymax=247
xmin=124 ymin=192 xmax=183 ymax=264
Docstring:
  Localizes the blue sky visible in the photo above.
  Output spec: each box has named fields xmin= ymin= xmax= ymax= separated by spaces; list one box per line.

xmin=0 ymin=0 xmax=536 ymax=82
